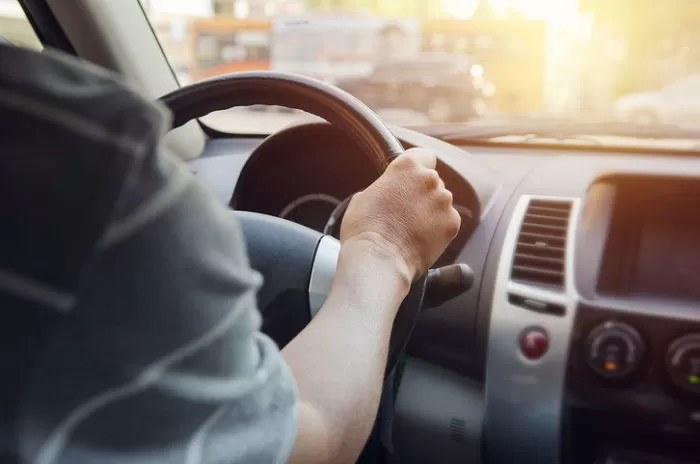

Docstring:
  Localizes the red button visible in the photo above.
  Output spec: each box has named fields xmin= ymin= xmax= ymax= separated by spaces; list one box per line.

xmin=520 ymin=328 xmax=549 ymax=360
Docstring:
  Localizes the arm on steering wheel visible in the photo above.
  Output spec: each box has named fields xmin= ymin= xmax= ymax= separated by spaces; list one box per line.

xmin=285 ymin=240 xmax=409 ymax=463
xmin=160 ymin=71 xmax=460 ymax=464
xmin=286 ymin=150 xmax=460 ymax=464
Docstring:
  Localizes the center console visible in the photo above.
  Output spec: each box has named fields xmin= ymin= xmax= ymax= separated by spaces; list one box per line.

xmin=484 ymin=175 xmax=700 ymax=464
xmin=567 ymin=176 xmax=700 ymax=463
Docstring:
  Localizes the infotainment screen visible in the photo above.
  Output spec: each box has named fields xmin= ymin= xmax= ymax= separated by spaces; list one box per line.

xmin=632 ymin=198 xmax=700 ymax=300
xmin=597 ymin=178 xmax=700 ymax=301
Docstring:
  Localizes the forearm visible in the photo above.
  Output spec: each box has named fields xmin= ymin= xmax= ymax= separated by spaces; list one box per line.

xmin=283 ymin=240 xmax=410 ymax=463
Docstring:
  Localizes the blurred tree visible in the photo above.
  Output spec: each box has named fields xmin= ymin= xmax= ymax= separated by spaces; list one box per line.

xmin=472 ymin=0 xmax=497 ymax=19
xmin=579 ymin=0 xmax=697 ymax=96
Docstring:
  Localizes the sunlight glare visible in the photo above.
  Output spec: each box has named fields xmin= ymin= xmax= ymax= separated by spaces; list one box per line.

xmin=442 ymin=0 xmax=579 ymax=24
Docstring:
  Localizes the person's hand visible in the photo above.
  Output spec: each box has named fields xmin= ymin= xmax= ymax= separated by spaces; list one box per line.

xmin=340 ymin=148 xmax=461 ymax=283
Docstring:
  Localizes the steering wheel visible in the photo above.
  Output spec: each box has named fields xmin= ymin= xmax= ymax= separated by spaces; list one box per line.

xmin=159 ymin=71 xmax=427 ymax=377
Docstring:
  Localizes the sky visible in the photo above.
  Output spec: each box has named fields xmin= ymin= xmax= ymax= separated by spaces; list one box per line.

xmin=0 ymin=0 xmax=25 ymax=18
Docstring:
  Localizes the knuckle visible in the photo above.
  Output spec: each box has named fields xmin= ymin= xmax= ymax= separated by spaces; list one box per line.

xmin=392 ymin=154 xmax=417 ymax=170
xmin=422 ymin=169 xmax=441 ymax=189
xmin=436 ymin=187 xmax=453 ymax=204
xmin=448 ymin=208 xmax=462 ymax=236
xmin=410 ymin=147 xmax=437 ymax=164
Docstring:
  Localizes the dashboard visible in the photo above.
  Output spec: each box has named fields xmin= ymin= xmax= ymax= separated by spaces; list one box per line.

xmin=191 ymin=123 xmax=700 ymax=464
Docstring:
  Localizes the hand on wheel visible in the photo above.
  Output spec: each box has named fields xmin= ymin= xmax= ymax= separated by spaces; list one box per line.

xmin=341 ymin=148 xmax=461 ymax=283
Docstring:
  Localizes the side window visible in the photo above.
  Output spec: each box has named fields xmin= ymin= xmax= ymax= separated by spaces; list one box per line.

xmin=0 ymin=1 xmax=41 ymax=49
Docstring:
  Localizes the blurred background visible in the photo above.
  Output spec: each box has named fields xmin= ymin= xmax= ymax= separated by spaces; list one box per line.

xmin=5 ymin=0 xmax=700 ymax=133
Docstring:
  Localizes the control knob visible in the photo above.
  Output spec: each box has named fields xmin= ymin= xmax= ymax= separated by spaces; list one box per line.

xmin=666 ymin=334 xmax=700 ymax=396
xmin=585 ymin=321 xmax=645 ymax=380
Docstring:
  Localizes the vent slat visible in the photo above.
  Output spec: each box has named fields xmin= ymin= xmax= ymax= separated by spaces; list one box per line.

xmin=522 ymin=222 xmax=568 ymax=232
xmin=524 ymin=213 xmax=569 ymax=224
xmin=510 ymin=199 xmax=572 ymax=289
xmin=514 ymin=253 xmax=564 ymax=265
xmin=512 ymin=265 xmax=564 ymax=278
xmin=529 ymin=206 xmax=570 ymax=215
xmin=515 ymin=242 xmax=566 ymax=254
xmin=519 ymin=231 xmax=566 ymax=242
xmin=529 ymin=200 xmax=571 ymax=210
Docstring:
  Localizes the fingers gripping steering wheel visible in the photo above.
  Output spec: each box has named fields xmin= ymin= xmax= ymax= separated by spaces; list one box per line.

xmin=159 ymin=71 xmax=427 ymax=377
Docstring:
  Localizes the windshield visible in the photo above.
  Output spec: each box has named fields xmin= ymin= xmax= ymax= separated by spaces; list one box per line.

xmin=141 ymin=0 xmax=700 ymax=145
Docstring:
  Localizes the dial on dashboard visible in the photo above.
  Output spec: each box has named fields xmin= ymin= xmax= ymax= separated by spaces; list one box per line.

xmin=666 ymin=334 xmax=700 ymax=396
xmin=584 ymin=321 xmax=645 ymax=381
xmin=278 ymin=193 xmax=341 ymax=232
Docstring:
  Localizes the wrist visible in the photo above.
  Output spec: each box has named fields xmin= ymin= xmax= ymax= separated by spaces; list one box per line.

xmin=338 ymin=234 xmax=413 ymax=293
xmin=314 ymin=236 xmax=411 ymax=331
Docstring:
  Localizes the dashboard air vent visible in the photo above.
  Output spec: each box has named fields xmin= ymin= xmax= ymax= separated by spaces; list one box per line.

xmin=510 ymin=199 xmax=573 ymax=289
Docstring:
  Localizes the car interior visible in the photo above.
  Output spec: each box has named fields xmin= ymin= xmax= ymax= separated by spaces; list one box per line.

xmin=5 ymin=1 xmax=700 ymax=463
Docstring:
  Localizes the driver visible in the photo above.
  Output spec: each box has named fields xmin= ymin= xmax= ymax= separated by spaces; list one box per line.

xmin=0 ymin=43 xmax=459 ymax=463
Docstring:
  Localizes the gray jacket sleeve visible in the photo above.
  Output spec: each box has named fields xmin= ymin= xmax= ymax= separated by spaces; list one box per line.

xmin=6 ymin=45 xmax=297 ymax=464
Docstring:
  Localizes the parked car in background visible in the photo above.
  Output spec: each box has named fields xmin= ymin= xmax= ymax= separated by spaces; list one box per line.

xmin=613 ymin=74 xmax=700 ymax=128
xmin=336 ymin=53 xmax=492 ymax=123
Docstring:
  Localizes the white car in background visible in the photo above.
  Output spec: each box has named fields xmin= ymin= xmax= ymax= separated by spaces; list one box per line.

xmin=614 ymin=74 xmax=700 ymax=128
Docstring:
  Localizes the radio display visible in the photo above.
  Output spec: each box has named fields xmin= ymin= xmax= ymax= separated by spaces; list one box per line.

xmin=597 ymin=178 xmax=700 ymax=301
xmin=632 ymin=201 xmax=700 ymax=300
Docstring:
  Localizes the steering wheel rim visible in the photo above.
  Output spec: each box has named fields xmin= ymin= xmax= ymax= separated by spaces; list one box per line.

xmin=160 ymin=71 xmax=403 ymax=173
xmin=159 ymin=71 xmax=424 ymax=378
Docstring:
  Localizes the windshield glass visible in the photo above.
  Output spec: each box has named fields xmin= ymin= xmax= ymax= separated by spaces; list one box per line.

xmin=141 ymin=0 xmax=700 ymax=145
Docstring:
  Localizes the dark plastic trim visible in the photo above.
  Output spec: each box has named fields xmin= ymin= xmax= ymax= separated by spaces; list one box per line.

xmin=19 ymin=0 xmax=75 ymax=53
